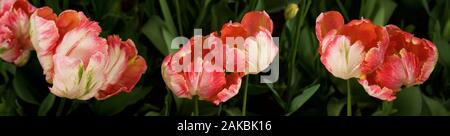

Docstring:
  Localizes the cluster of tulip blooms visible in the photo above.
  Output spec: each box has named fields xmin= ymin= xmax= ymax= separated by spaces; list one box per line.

xmin=316 ymin=11 xmax=438 ymax=101
xmin=0 ymin=0 xmax=438 ymax=106
xmin=0 ymin=0 xmax=147 ymax=100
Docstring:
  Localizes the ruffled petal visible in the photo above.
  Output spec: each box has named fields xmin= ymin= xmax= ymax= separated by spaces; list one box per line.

xmin=212 ymin=73 xmax=242 ymax=105
xmin=315 ymin=11 xmax=344 ymax=42
xmin=241 ymin=11 xmax=273 ymax=36
xmin=320 ymin=35 xmax=364 ymax=79
xmin=30 ymin=7 xmax=60 ymax=81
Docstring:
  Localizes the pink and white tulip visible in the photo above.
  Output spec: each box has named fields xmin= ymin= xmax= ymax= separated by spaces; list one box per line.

xmin=315 ymin=11 xmax=389 ymax=79
xmin=30 ymin=7 xmax=147 ymax=100
xmin=0 ymin=0 xmax=35 ymax=66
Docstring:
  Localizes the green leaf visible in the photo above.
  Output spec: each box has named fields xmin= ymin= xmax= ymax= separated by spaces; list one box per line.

xmin=174 ymin=98 xmax=196 ymax=116
xmin=211 ymin=0 xmax=234 ymax=31
xmin=422 ymin=95 xmax=449 ymax=116
xmin=392 ymin=87 xmax=422 ymax=116
xmin=443 ymin=18 xmax=450 ymax=40
xmin=224 ymin=107 xmax=242 ymax=116
xmin=13 ymin=70 xmax=40 ymax=105
xmin=162 ymin=27 xmax=177 ymax=54
xmin=420 ymin=0 xmax=431 ymax=15
xmin=286 ymin=84 xmax=320 ymax=115
xmin=159 ymin=0 xmax=178 ymax=35
xmin=45 ymin=0 xmax=61 ymax=13
xmin=145 ymin=111 xmax=161 ymax=116
xmin=263 ymin=0 xmax=286 ymax=13
xmin=327 ymin=98 xmax=346 ymax=116
xmin=142 ymin=16 xmax=169 ymax=55
xmin=254 ymin=0 xmax=265 ymax=10
xmin=38 ymin=94 xmax=56 ymax=116
xmin=372 ymin=101 xmax=398 ymax=116
xmin=373 ymin=0 xmax=397 ymax=25
xmin=266 ymin=83 xmax=286 ymax=109
xmin=92 ymin=86 xmax=152 ymax=116
xmin=360 ymin=0 xmax=396 ymax=25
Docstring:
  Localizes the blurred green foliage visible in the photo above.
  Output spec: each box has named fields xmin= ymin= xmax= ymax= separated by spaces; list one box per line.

xmin=0 ymin=0 xmax=448 ymax=116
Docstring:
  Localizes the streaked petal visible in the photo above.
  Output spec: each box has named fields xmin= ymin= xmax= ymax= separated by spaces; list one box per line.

xmin=212 ymin=73 xmax=242 ymax=105
xmin=220 ymin=22 xmax=248 ymax=42
xmin=30 ymin=7 xmax=59 ymax=81
xmin=196 ymin=60 xmax=227 ymax=101
xmin=245 ymin=29 xmax=278 ymax=74
xmin=358 ymin=79 xmax=396 ymax=101
xmin=241 ymin=11 xmax=273 ymax=36
xmin=315 ymin=11 xmax=344 ymax=42
xmin=161 ymin=55 xmax=191 ymax=98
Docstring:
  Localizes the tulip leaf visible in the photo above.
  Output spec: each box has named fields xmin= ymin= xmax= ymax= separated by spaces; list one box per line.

xmin=92 ymin=86 xmax=152 ymax=116
xmin=142 ymin=16 xmax=169 ymax=55
xmin=360 ymin=0 xmax=396 ymax=26
xmin=286 ymin=84 xmax=320 ymax=116
xmin=422 ymin=95 xmax=449 ymax=116
xmin=420 ymin=0 xmax=431 ymax=15
xmin=162 ymin=27 xmax=177 ymax=54
xmin=263 ymin=0 xmax=286 ymax=13
xmin=211 ymin=0 xmax=233 ymax=31
xmin=327 ymin=97 xmax=346 ymax=116
xmin=266 ymin=83 xmax=286 ymax=109
xmin=145 ymin=111 xmax=160 ymax=116
xmin=159 ymin=0 xmax=177 ymax=35
xmin=224 ymin=107 xmax=242 ymax=116
xmin=38 ymin=94 xmax=56 ymax=116
xmin=392 ymin=87 xmax=423 ymax=116
xmin=375 ymin=0 xmax=396 ymax=25
xmin=13 ymin=70 xmax=40 ymax=105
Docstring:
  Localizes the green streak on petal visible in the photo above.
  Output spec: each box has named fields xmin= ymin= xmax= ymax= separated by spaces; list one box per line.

xmin=77 ymin=65 xmax=84 ymax=84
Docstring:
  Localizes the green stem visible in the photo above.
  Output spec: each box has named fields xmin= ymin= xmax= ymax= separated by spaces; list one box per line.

xmin=193 ymin=96 xmax=199 ymax=116
xmin=347 ymin=80 xmax=352 ymax=116
xmin=174 ymin=0 xmax=183 ymax=35
xmin=56 ymin=98 xmax=66 ymax=116
xmin=217 ymin=103 xmax=222 ymax=116
xmin=165 ymin=87 xmax=172 ymax=116
xmin=242 ymin=75 xmax=249 ymax=116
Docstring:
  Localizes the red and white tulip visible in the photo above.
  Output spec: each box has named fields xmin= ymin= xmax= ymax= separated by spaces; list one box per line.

xmin=358 ymin=25 xmax=438 ymax=101
xmin=161 ymin=35 xmax=242 ymax=105
xmin=220 ymin=11 xmax=278 ymax=74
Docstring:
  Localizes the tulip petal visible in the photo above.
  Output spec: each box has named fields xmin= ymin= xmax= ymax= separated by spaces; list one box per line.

xmin=161 ymin=55 xmax=191 ymax=98
xmin=192 ymin=58 xmax=226 ymax=99
xmin=51 ymin=52 xmax=107 ymax=100
xmin=30 ymin=7 xmax=60 ymax=81
xmin=241 ymin=11 xmax=273 ymax=36
xmin=321 ymin=35 xmax=364 ymax=79
xmin=358 ymin=79 xmax=396 ymax=101
xmin=220 ymin=22 xmax=249 ymax=42
xmin=56 ymin=17 xmax=106 ymax=65
xmin=213 ymin=73 xmax=242 ymax=105
xmin=315 ymin=11 xmax=344 ymax=42
xmin=245 ymin=29 xmax=278 ymax=74
xmin=50 ymin=55 xmax=82 ymax=99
